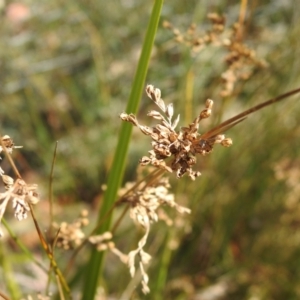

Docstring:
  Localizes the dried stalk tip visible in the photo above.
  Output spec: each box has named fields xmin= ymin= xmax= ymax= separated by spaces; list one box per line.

xmin=0 ymin=135 xmax=23 ymax=153
xmin=1 ymin=135 xmax=14 ymax=149
xmin=221 ymin=138 xmax=233 ymax=147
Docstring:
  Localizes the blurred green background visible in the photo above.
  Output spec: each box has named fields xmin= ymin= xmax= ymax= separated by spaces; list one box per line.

xmin=1 ymin=0 xmax=300 ymax=299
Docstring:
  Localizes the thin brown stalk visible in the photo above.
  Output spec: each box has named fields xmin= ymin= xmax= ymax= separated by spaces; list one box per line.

xmin=2 ymin=218 xmax=47 ymax=273
xmin=201 ymin=87 xmax=300 ymax=140
xmin=48 ymin=141 xmax=58 ymax=238
xmin=29 ymin=203 xmax=71 ymax=295
xmin=0 ymin=291 xmax=10 ymax=300
xmin=56 ymin=274 xmax=66 ymax=300
xmin=46 ymin=227 xmax=61 ymax=295
xmin=237 ymin=0 xmax=248 ymax=41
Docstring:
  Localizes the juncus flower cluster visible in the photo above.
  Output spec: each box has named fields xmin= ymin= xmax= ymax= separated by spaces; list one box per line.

xmin=120 ymin=85 xmax=232 ymax=180
xmin=52 ymin=209 xmax=89 ymax=250
xmin=119 ymin=177 xmax=190 ymax=294
xmin=0 ymin=135 xmax=39 ymax=236
xmin=164 ymin=13 xmax=267 ymax=97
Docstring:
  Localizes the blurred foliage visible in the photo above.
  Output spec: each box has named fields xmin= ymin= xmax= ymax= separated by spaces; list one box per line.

xmin=1 ymin=0 xmax=300 ymax=299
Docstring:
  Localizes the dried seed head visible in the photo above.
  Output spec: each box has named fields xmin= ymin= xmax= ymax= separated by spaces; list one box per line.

xmin=166 ymin=103 xmax=174 ymax=119
xmin=140 ymin=156 xmax=151 ymax=166
xmin=96 ymin=244 xmax=108 ymax=251
xmin=2 ymin=175 xmax=14 ymax=189
xmin=162 ymin=20 xmax=172 ymax=29
xmin=120 ymin=85 xmax=233 ymax=180
xmin=147 ymin=110 xmax=163 ymax=120
xmin=146 ymin=85 xmax=160 ymax=102
xmin=164 ymin=14 xmax=267 ymax=97
xmin=138 ymin=125 xmax=153 ymax=136
xmin=0 ymin=177 xmax=39 ymax=236
xmin=119 ymin=176 xmax=191 ymax=294
xmin=121 ymin=177 xmax=190 ymax=228
xmin=200 ymin=108 xmax=212 ymax=119
xmin=205 ymin=99 xmax=214 ymax=109
xmin=89 ymin=231 xmax=113 ymax=244
xmin=1 ymin=135 xmax=14 ymax=148
xmin=13 ymin=198 xmax=30 ymax=221
xmin=25 ymin=193 xmax=39 ymax=205
xmin=53 ymin=210 xmax=89 ymax=249
xmin=89 ymin=233 xmax=121 ymax=263
xmin=221 ymin=138 xmax=233 ymax=147
xmin=119 ymin=113 xmax=139 ymax=126
xmin=81 ymin=209 xmax=88 ymax=217
xmin=214 ymin=134 xmax=225 ymax=144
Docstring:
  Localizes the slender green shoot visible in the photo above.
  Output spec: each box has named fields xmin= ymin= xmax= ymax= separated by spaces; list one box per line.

xmin=81 ymin=0 xmax=164 ymax=298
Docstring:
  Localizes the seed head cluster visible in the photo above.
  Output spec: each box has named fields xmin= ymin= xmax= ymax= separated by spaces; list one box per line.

xmin=0 ymin=135 xmax=39 ymax=236
xmin=163 ymin=13 xmax=267 ymax=97
xmin=163 ymin=13 xmax=226 ymax=52
xmin=220 ymin=22 xmax=267 ymax=97
xmin=120 ymin=85 xmax=232 ymax=180
xmin=120 ymin=177 xmax=190 ymax=227
xmin=52 ymin=209 xmax=89 ymax=250
xmin=115 ymin=176 xmax=190 ymax=294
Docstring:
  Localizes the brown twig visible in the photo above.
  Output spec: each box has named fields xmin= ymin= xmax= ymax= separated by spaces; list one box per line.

xmin=200 ymin=87 xmax=300 ymax=140
xmin=48 ymin=141 xmax=58 ymax=238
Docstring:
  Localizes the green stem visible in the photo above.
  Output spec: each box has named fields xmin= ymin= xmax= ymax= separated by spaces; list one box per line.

xmin=0 ymin=243 xmax=21 ymax=300
xmin=2 ymin=219 xmax=47 ymax=273
xmin=81 ymin=0 xmax=164 ymax=298
xmin=152 ymin=231 xmax=172 ymax=299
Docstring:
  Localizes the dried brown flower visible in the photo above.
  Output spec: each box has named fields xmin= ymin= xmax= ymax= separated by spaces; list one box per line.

xmin=21 ymin=294 xmax=51 ymax=300
xmin=0 ymin=135 xmax=38 ymax=236
xmin=120 ymin=177 xmax=191 ymax=226
xmin=116 ymin=176 xmax=190 ymax=293
xmin=121 ymin=85 xmax=232 ymax=180
xmin=0 ymin=176 xmax=39 ymax=236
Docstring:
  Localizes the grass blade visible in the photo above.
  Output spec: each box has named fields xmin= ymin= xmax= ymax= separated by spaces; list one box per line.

xmin=81 ymin=0 xmax=164 ymax=298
